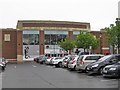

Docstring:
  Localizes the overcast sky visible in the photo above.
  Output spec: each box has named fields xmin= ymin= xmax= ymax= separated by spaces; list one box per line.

xmin=0 ymin=0 xmax=119 ymax=31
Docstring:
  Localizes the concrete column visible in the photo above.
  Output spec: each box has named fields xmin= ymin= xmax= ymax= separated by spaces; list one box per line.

xmin=68 ymin=30 xmax=73 ymax=40
xmin=17 ymin=31 xmax=23 ymax=62
xmin=68 ymin=30 xmax=73 ymax=54
xmin=39 ymin=30 xmax=45 ymax=55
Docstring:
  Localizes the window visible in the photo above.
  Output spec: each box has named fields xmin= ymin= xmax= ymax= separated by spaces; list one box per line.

xmin=23 ymin=34 xmax=39 ymax=45
xmin=4 ymin=34 xmax=10 ymax=41
xmin=85 ymin=56 xmax=102 ymax=60
xmin=45 ymin=34 xmax=67 ymax=45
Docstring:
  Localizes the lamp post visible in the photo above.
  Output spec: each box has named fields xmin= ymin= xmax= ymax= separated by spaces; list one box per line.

xmin=116 ymin=18 xmax=120 ymax=54
xmin=99 ymin=33 xmax=102 ymax=54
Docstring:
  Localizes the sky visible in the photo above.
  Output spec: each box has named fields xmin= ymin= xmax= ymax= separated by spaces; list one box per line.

xmin=0 ymin=0 xmax=119 ymax=31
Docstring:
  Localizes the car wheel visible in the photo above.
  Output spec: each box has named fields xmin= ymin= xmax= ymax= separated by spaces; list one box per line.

xmin=84 ymin=67 xmax=88 ymax=73
xmin=58 ymin=62 xmax=62 ymax=68
xmin=99 ymin=67 xmax=104 ymax=75
xmin=73 ymin=65 xmax=76 ymax=71
xmin=2 ymin=67 xmax=5 ymax=71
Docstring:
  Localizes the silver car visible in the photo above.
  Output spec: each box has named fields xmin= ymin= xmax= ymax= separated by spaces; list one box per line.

xmin=76 ymin=54 xmax=104 ymax=72
xmin=62 ymin=55 xmax=76 ymax=68
xmin=68 ymin=56 xmax=79 ymax=70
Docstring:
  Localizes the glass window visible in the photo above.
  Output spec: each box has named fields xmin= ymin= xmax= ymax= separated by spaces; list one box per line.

xmin=85 ymin=56 xmax=102 ymax=60
xmin=23 ymin=34 xmax=39 ymax=45
xmin=45 ymin=34 xmax=67 ymax=45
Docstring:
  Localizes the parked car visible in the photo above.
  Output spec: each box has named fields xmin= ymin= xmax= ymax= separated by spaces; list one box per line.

xmin=34 ymin=55 xmax=45 ymax=63
xmin=78 ymin=52 xmax=94 ymax=56
xmin=0 ymin=58 xmax=7 ymax=71
xmin=62 ymin=55 xmax=76 ymax=68
xmin=51 ymin=57 xmax=63 ymax=67
xmin=39 ymin=56 xmax=48 ymax=64
xmin=45 ymin=57 xmax=54 ymax=65
xmin=76 ymin=54 xmax=104 ymax=72
xmin=68 ymin=56 xmax=79 ymax=70
xmin=102 ymin=61 xmax=120 ymax=78
xmin=86 ymin=54 xmax=120 ymax=75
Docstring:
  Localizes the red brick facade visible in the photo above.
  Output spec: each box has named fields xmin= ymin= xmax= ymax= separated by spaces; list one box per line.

xmin=1 ymin=20 xmax=110 ymax=62
xmin=90 ymin=31 xmax=110 ymax=55
xmin=1 ymin=29 xmax=17 ymax=60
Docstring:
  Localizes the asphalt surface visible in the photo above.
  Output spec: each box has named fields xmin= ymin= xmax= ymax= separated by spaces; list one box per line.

xmin=1 ymin=62 xmax=119 ymax=88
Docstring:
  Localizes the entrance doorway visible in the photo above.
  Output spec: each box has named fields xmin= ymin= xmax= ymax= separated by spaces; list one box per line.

xmin=23 ymin=31 xmax=39 ymax=61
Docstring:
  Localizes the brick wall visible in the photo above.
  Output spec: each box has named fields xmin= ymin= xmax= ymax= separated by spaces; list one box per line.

xmin=2 ymin=29 xmax=17 ymax=60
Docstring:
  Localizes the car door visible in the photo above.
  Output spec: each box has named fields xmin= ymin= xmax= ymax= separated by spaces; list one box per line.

xmin=84 ymin=56 xmax=102 ymax=68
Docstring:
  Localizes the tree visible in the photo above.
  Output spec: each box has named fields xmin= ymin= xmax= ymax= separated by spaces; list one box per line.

xmin=106 ymin=18 xmax=120 ymax=54
xmin=58 ymin=38 xmax=75 ymax=54
xmin=106 ymin=25 xmax=117 ymax=54
xmin=75 ymin=32 xmax=99 ymax=52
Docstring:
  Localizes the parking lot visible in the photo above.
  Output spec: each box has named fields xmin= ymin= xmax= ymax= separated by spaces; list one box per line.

xmin=1 ymin=62 xmax=119 ymax=88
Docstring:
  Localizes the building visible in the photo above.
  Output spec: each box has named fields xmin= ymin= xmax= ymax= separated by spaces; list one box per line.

xmin=0 ymin=20 xmax=110 ymax=62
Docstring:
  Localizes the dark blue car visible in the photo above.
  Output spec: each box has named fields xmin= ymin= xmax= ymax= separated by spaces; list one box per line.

xmin=102 ymin=61 xmax=120 ymax=78
xmin=86 ymin=54 xmax=120 ymax=75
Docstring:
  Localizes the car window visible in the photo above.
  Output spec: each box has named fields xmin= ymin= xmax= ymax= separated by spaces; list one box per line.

xmin=98 ymin=55 xmax=112 ymax=61
xmin=77 ymin=56 xmax=84 ymax=62
xmin=85 ymin=56 xmax=102 ymax=60
xmin=116 ymin=56 xmax=120 ymax=62
xmin=109 ymin=56 xmax=120 ymax=63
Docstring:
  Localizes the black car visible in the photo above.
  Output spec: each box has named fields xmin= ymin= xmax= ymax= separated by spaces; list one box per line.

xmin=86 ymin=54 xmax=120 ymax=75
xmin=102 ymin=61 xmax=120 ymax=78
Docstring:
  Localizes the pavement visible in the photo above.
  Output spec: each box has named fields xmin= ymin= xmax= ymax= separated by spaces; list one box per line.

xmin=1 ymin=62 xmax=119 ymax=88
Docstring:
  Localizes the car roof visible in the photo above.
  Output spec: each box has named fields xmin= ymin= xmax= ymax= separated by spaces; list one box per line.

xmin=80 ymin=54 xmax=104 ymax=57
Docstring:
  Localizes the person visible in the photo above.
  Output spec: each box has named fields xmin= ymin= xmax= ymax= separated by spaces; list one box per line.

xmin=26 ymin=46 xmax=30 ymax=58
xmin=24 ymin=47 xmax=27 ymax=59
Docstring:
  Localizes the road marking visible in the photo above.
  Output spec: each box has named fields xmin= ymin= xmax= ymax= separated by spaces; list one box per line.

xmin=14 ymin=66 xmax=16 ymax=68
xmin=32 ymin=65 xmax=37 ymax=67
xmin=101 ymin=79 xmax=117 ymax=82
xmin=46 ymin=66 xmax=52 ymax=68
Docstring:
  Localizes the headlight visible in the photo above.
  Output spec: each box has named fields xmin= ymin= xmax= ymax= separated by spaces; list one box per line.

xmin=109 ymin=68 xmax=116 ymax=71
xmin=92 ymin=64 xmax=99 ymax=68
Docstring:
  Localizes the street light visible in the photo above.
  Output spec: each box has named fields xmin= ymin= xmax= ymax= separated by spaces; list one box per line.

xmin=99 ymin=33 xmax=102 ymax=54
xmin=115 ymin=18 xmax=120 ymax=54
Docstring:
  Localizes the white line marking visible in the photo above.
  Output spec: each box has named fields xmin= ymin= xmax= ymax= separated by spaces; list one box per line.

xmin=14 ymin=66 xmax=16 ymax=68
xmin=101 ymin=79 xmax=117 ymax=82
xmin=32 ymin=65 xmax=37 ymax=67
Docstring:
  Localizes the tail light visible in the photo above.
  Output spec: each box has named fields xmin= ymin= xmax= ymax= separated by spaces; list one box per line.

xmin=71 ymin=60 xmax=76 ymax=64
xmin=80 ymin=60 xmax=84 ymax=64
xmin=64 ymin=61 xmax=67 ymax=63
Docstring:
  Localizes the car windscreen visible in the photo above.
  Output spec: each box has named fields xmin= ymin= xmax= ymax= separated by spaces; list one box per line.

xmin=85 ymin=56 xmax=103 ymax=61
xmin=77 ymin=56 xmax=84 ymax=62
xmin=97 ymin=55 xmax=112 ymax=62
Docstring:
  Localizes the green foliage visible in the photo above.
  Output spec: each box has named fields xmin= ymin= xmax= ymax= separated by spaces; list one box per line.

xmin=106 ymin=19 xmax=120 ymax=48
xmin=106 ymin=26 xmax=117 ymax=46
xmin=58 ymin=38 xmax=75 ymax=51
xmin=75 ymin=32 xmax=99 ymax=50
xmin=105 ymin=18 xmax=120 ymax=54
